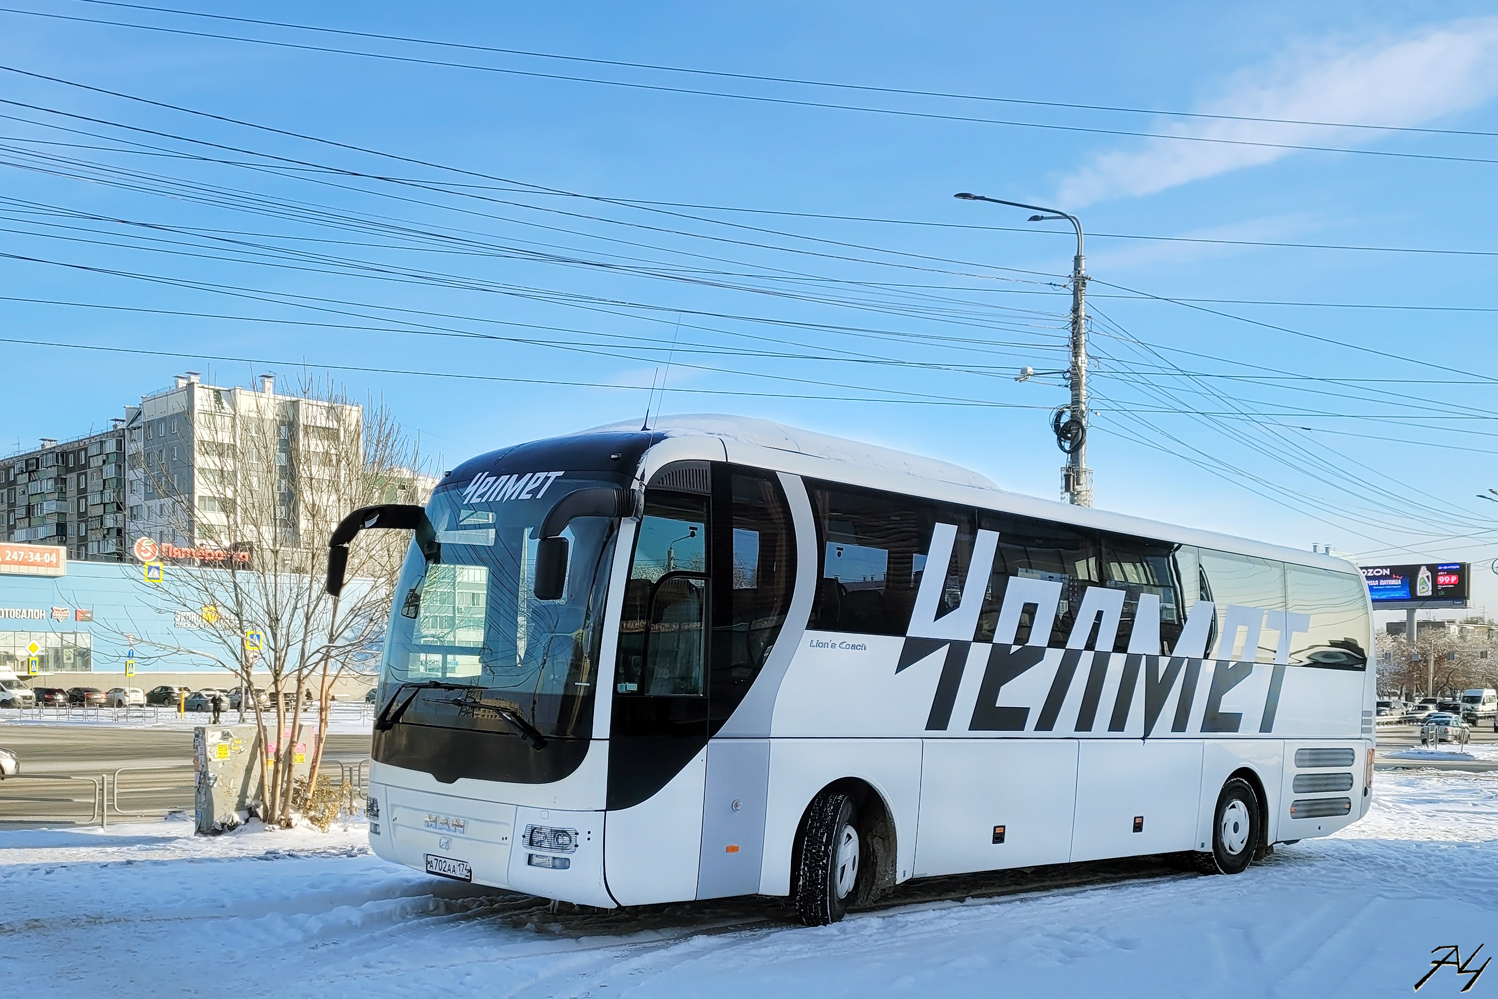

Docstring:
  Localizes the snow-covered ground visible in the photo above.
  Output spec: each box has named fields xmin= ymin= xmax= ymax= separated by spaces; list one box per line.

xmin=1 ymin=700 xmax=374 ymax=733
xmin=3 ymin=770 xmax=1496 ymax=998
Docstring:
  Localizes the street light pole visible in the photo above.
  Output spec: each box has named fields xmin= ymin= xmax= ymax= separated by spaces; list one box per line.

xmin=955 ymin=192 xmax=1092 ymax=506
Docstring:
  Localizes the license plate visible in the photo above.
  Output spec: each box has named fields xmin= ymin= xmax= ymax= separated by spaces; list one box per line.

xmin=424 ymin=854 xmax=472 ymax=882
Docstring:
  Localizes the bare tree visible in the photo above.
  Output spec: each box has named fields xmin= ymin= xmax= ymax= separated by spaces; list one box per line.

xmin=1376 ymin=619 xmax=1498 ymax=699
xmin=120 ymin=377 xmax=427 ymax=825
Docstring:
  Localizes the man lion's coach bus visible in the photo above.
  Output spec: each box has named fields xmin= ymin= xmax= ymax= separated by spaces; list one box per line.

xmin=327 ymin=417 xmax=1374 ymax=925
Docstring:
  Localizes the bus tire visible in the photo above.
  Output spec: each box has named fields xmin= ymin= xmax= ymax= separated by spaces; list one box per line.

xmin=793 ymin=789 xmax=862 ymax=926
xmin=1192 ymin=777 xmax=1260 ymax=876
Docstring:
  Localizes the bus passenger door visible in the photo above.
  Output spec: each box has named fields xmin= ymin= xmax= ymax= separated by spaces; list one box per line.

xmin=697 ymin=468 xmax=795 ymax=899
xmin=604 ymin=476 xmax=712 ymax=905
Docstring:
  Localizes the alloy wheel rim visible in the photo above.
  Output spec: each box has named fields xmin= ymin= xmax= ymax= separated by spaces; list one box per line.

xmin=1220 ymin=799 xmax=1251 ymax=856
xmin=834 ymin=823 xmax=860 ymax=899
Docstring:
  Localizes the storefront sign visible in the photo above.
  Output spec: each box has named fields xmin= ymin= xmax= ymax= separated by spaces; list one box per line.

xmin=133 ymin=536 xmax=250 ymax=566
xmin=0 ymin=542 xmax=66 ymax=577
xmin=175 ymin=606 xmax=230 ymax=631
xmin=0 ymin=606 xmax=92 ymax=622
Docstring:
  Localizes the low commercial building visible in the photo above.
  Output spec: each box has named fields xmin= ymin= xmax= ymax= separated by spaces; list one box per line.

xmin=0 ymin=541 xmax=376 ymax=697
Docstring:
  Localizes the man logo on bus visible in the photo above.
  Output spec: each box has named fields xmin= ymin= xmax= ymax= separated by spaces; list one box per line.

xmin=895 ymin=523 xmax=1312 ymax=738
xmin=462 ymin=470 xmax=566 ymax=506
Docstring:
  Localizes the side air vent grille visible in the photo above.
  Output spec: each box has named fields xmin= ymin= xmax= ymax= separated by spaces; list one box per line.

xmin=1295 ymin=747 xmax=1355 ymax=769
xmin=1293 ymin=772 xmax=1354 ymax=793
xmin=1289 ymin=797 xmax=1352 ymax=819
xmin=648 ymin=463 xmax=710 ymax=495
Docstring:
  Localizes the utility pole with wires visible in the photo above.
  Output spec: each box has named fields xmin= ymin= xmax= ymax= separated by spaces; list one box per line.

xmin=956 ymin=192 xmax=1092 ymax=506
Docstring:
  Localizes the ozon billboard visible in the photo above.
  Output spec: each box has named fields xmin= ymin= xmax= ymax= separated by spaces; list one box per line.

xmin=1359 ymin=561 xmax=1469 ymax=608
xmin=132 ymin=536 xmax=251 ymax=568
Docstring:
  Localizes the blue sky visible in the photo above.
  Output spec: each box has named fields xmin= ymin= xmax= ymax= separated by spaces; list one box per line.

xmin=2 ymin=0 xmax=1497 ymax=616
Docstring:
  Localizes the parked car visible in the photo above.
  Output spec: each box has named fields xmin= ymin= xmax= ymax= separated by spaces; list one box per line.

xmin=1423 ymin=712 xmax=1471 ymax=745
xmin=66 ymin=687 xmax=106 ymax=707
xmin=228 ymin=687 xmax=268 ymax=710
xmin=32 ymin=686 xmax=69 ymax=707
xmin=1438 ymin=699 xmax=1463 ymax=714
xmin=267 ymin=689 xmax=315 ymax=709
xmin=184 ymin=689 xmax=229 ymax=712
xmin=1375 ymin=700 xmax=1394 ymax=716
xmin=364 ymin=686 xmax=378 ymax=703
xmin=145 ymin=684 xmax=192 ymax=706
xmin=1402 ymin=703 xmax=1437 ymax=723
xmin=106 ymin=687 xmax=145 ymax=708
xmin=0 ymin=676 xmax=36 ymax=708
xmin=0 ymin=747 xmax=17 ymax=778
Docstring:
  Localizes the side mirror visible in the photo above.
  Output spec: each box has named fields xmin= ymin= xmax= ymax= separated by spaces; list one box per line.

xmin=326 ymin=504 xmax=437 ymax=597
xmin=534 ymin=536 xmax=570 ymax=600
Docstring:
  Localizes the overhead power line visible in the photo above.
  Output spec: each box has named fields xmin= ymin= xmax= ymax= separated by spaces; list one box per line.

xmin=6 ymin=9 xmax=1498 ymax=169
xmin=0 ymin=334 xmax=1057 ymax=409
xmin=37 ymin=0 xmax=1498 ymax=141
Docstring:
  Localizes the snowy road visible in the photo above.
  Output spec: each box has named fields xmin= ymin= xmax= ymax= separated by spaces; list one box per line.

xmin=3 ymin=770 xmax=1496 ymax=998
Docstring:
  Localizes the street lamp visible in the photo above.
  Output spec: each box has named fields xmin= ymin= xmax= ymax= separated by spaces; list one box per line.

xmin=665 ymin=525 xmax=699 ymax=572
xmin=955 ymin=192 xmax=1092 ymax=506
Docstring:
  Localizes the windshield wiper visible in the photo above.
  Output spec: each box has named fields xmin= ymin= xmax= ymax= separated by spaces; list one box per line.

xmin=375 ymin=681 xmax=550 ymax=751
xmin=374 ymin=680 xmax=472 ymax=731
xmin=449 ymin=692 xmax=549 ymax=751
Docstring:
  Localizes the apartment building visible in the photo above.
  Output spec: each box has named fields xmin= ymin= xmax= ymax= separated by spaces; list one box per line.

xmin=126 ymin=372 xmax=364 ymax=552
xmin=2 ymin=424 xmax=128 ymax=561
xmin=6 ymin=371 xmax=433 ymax=566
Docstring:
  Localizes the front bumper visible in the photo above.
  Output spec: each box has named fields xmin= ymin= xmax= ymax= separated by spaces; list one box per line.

xmin=367 ymin=780 xmax=612 ymax=908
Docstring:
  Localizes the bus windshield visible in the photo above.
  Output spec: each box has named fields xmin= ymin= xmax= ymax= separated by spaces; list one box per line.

xmin=376 ymin=476 xmax=620 ymax=741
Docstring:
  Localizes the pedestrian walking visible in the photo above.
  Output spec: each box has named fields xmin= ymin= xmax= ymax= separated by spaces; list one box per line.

xmin=210 ymin=691 xmax=223 ymax=724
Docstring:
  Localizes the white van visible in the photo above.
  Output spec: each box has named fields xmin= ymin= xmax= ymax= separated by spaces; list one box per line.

xmin=0 ymin=671 xmax=36 ymax=709
xmin=1459 ymin=688 xmax=1497 ymax=726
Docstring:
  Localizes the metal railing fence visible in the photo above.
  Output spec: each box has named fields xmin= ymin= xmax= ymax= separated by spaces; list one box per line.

xmin=0 ymin=757 xmax=370 ymax=828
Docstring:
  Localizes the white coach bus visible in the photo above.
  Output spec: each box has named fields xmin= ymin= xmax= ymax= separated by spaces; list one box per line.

xmin=328 ymin=417 xmax=1374 ymax=925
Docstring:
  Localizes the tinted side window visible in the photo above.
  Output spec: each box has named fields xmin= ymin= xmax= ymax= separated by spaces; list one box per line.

xmin=1103 ymin=534 xmax=1184 ymax=654
xmin=977 ymin=512 xmax=1100 ymax=646
xmin=712 ymin=470 xmax=795 ymax=718
xmin=1198 ymin=549 xmax=1285 ymax=662
xmin=808 ymin=480 xmax=973 ymax=636
xmin=616 ymin=490 xmax=709 ymax=695
xmin=1286 ymin=566 xmax=1369 ymax=668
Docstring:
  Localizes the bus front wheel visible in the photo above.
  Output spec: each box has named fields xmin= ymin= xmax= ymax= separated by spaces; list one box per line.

xmin=793 ymin=789 xmax=863 ymax=926
xmin=1192 ymin=777 xmax=1260 ymax=876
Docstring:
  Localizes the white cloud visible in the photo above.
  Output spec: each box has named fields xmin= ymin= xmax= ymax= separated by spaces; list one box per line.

xmin=1057 ymin=18 xmax=1498 ymax=206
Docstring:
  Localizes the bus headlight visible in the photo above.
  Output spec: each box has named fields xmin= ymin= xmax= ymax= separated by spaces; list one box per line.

xmin=525 ymin=824 xmax=578 ymax=853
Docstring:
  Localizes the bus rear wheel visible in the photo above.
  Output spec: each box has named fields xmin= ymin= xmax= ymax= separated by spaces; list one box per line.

xmin=1192 ymin=777 xmax=1260 ymax=876
xmin=793 ymin=789 xmax=863 ymax=926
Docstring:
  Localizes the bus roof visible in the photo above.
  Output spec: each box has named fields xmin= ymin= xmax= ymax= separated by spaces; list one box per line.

xmin=585 ymin=414 xmax=1358 ymax=575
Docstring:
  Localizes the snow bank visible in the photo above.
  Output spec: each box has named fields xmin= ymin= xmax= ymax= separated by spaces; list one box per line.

xmin=1384 ymin=749 xmax=1481 ymax=762
xmin=2 ymin=771 xmax=1496 ymax=998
